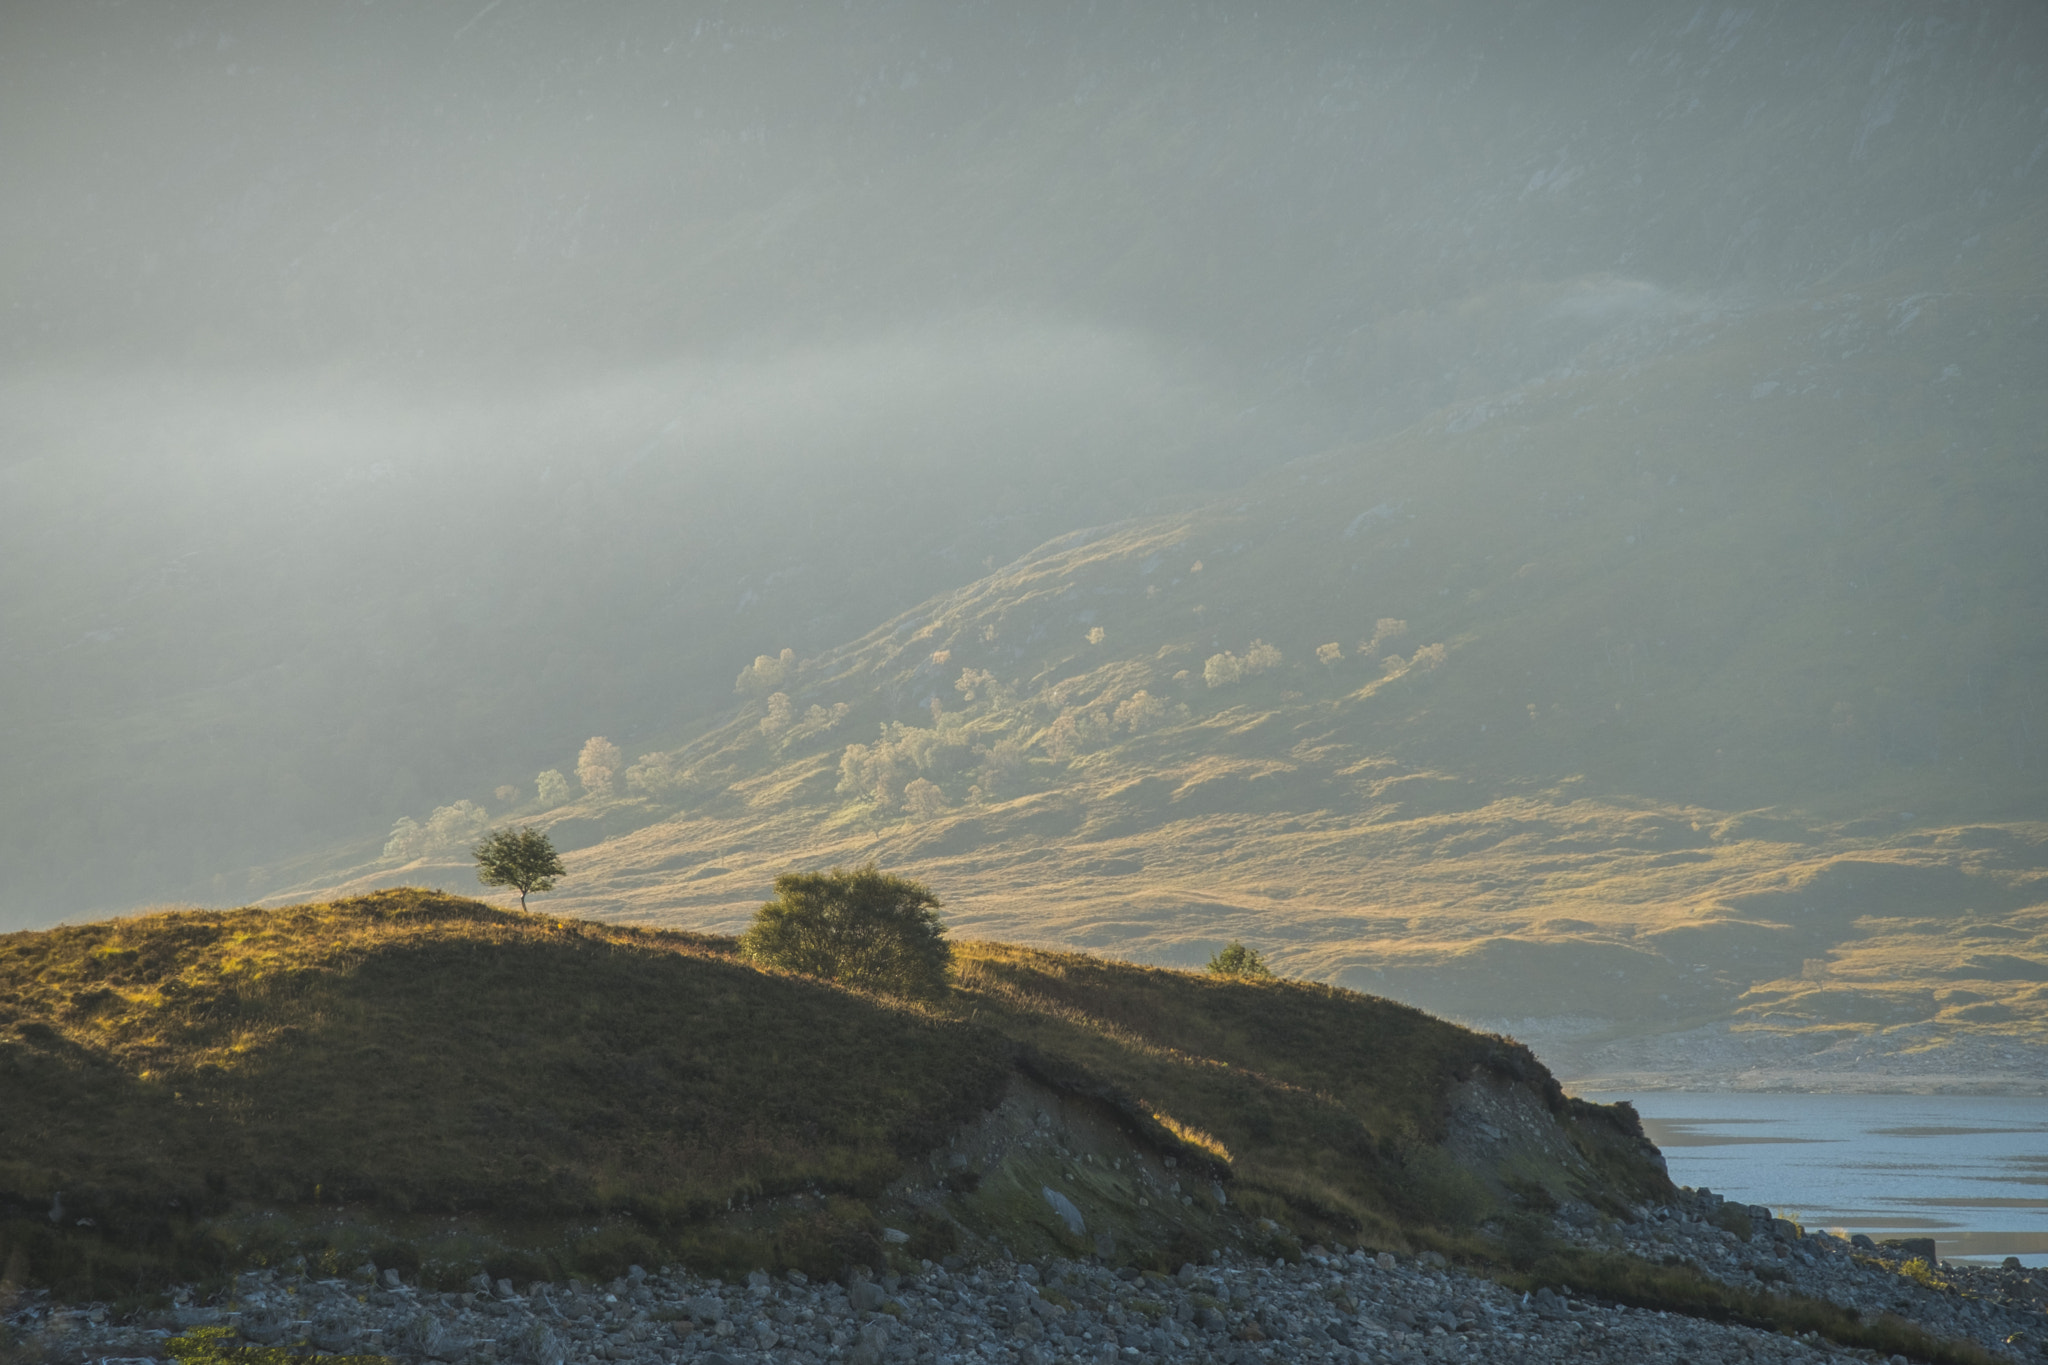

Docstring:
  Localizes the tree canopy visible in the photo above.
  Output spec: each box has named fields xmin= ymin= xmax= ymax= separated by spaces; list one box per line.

xmin=1206 ymin=941 xmax=1274 ymax=980
xmin=739 ymin=863 xmax=950 ymax=998
xmin=472 ymin=827 xmax=566 ymax=911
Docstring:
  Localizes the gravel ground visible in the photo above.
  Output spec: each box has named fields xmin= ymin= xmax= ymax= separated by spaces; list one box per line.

xmin=8 ymin=1192 xmax=2045 ymax=1365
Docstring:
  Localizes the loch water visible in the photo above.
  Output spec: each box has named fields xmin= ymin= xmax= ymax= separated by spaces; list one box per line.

xmin=1584 ymin=1092 xmax=2048 ymax=1267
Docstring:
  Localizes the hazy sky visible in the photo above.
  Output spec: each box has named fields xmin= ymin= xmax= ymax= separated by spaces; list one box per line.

xmin=3 ymin=0 xmax=2043 ymax=921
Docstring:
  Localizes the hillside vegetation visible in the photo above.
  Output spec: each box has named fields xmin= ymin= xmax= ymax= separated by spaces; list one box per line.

xmin=302 ymin=227 xmax=2048 ymax=1083
xmin=0 ymin=892 xmax=1665 ymax=1299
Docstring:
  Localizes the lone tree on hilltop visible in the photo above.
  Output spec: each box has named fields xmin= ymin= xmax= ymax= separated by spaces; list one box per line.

xmin=1206 ymin=941 xmax=1274 ymax=980
xmin=740 ymin=863 xmax=951 ymax=998
xmin=473 ymin=826 xmax=566 ymax=911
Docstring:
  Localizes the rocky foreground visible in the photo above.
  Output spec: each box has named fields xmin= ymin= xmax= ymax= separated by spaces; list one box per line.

xmin=7 ymin=1191 xmax=2044 ymax=1365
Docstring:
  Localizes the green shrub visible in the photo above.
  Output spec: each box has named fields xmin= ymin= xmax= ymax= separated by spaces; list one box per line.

xmin=739 ymin=864 xmax=951 ymax=998
xmin=167 ymin=1327 xmax=391 ymax=1365
xmin=1205 ymin=942 xmax=1273 ymax=979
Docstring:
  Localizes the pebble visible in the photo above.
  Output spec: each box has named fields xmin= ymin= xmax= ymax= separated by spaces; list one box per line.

xmin=8 ymin=1193 xmax=2044 ymax=1365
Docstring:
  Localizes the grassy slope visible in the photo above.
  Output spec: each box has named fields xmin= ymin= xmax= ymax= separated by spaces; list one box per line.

xmin=285 ymin=223 xmax=2048 ymax=1065
xmin=0 ymin=892 xmax=1664 ymax=1297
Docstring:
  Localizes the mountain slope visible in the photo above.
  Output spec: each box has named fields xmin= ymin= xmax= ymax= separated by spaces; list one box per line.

xmin=8 ymin=0 xmax=2048 ymax=923
xmin=292 ymin=230 xmax=2048 ymax=1085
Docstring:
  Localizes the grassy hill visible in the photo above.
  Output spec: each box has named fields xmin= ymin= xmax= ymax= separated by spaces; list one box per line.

xmin=295 ymin=224 xmax=2048 ymax=1082
xmin=0 ymin=891 xmax=1667 ymax=1299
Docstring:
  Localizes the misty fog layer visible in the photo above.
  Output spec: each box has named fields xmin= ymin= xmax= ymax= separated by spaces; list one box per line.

xmin=2 ymin=0 xmax=2044 ymax=923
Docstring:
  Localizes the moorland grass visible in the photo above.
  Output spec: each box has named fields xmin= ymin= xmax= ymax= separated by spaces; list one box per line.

xmin=1502 ymin=1248 xmax=2006 ymax=1365
xmin=0 ymin=890 xmax=1009 ymax=1296
xmin=947 ymin=942 xmax=1670 ymax=1246
xmin=0 ymin=890 xmax=1665 ymax=1299
xmin=0 ymin=895 xmax=2008 ymax=1364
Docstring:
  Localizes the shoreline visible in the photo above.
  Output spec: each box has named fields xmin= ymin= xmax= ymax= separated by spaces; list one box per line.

xmin=8 ymin=1190 xmax=2043 ymax=1365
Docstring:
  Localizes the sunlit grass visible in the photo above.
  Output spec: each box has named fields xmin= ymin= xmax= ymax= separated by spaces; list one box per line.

xmin=0 ymin=892 xmax=1668 ymax=1298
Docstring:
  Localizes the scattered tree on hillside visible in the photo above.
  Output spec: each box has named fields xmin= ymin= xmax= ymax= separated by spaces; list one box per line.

xmin=735 ymin=648 xmax=796 ymax=695
xmin=1380 ymin=641 xmax=1446 ymax=679
xmin=577 ymin=737 xmax=622 ymax=796
xmin=382 ymin=817 xmax=425 ymax=862
xmin=799 ymin=701 xmax=852 ymax=736
xmin=536 ymin=769 xmax=571 ymax=805
xmin=383 ymin=799 xmax=492 ymax=862
xmin=1113 ymin=690 xmax=1165 ymax=732
xmin=1042 ymin=711 xmax=1084 ymax=761
xmin=1204 ymin=639 xmax=1282 ymax=688
xmin=837 ymin=718 xmax=970 ymax=809
xmin=954 ymin=668 xmax=997 ymax=704
xmin=625 ymin=750 xmax=687 ymax=797
xmin=1361 ymin=618 xmax=1408 ymax=655
xmin=739 ymin=863 xmax=951 ymax=998
xmin=1316 ymin=642 xmax=1344 ymax=664
xmin=1206 ymin=941 xmax=1275 ymax=980
xmin=759 ymin=690 xmax=794 ymax=737
xmin=970 ymin=735 xmax=1029 ymax=800
xmin=1086 ymin=626 xmax=1106 ymax=645
xmin=903 ymin=777 xmax=946 ymax=820
xmin=472 ymin=826 xmax=566 ymax=911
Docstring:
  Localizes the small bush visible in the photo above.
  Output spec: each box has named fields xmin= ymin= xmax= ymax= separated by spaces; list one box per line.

xmin=1708 ymin=1203 xmax=1753 ymax=1241
xmin=1206 ymin=942 xmax=1274 ymax=979
xmin=739 ymin=864 xmax=951 ymax=998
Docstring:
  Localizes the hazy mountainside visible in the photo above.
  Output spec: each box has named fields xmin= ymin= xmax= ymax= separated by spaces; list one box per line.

xmin=5 ymin=0 xmax=2047 ymax=923
xmin=0 ymin=892 xmax=1667 ymax=1296
xmin=300 ymin=225 xmax=2048 ymax=1086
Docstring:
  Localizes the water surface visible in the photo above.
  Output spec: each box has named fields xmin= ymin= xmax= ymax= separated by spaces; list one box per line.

xmin=1585 ymin=1093 xmax=2048 ymax=1266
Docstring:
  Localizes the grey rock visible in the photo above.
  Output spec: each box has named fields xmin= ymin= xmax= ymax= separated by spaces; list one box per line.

xmin=382 ymin=1267 xmax=404 ymax=1290
xmin=847 ymin=1280 xmax=887 ymax=1312
xmin=396 ymin=1310 xmax=451 ymax=1357
xmin=514 ymin=1321 xmax=564 ymax=1365
xmin=308 ymin=1312 xmax=360 ymax=1354
xmin=236 ymin=1308 xmax=290 ymax=1345
xmin=1040 ymin=1185 xmax=1086 ymax=1237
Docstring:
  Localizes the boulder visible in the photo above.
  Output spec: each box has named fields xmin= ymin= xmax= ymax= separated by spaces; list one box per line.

xmin=514 ymin=1322 xmax=565 ymax=1365
xmin=1041 ymin=1185 xmax=1086 ymax=1237
xmin=308 ymin=1313 xmax=359 ymax=1354
xmin=236 ymin=1308 xmax=290 ymax=1346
